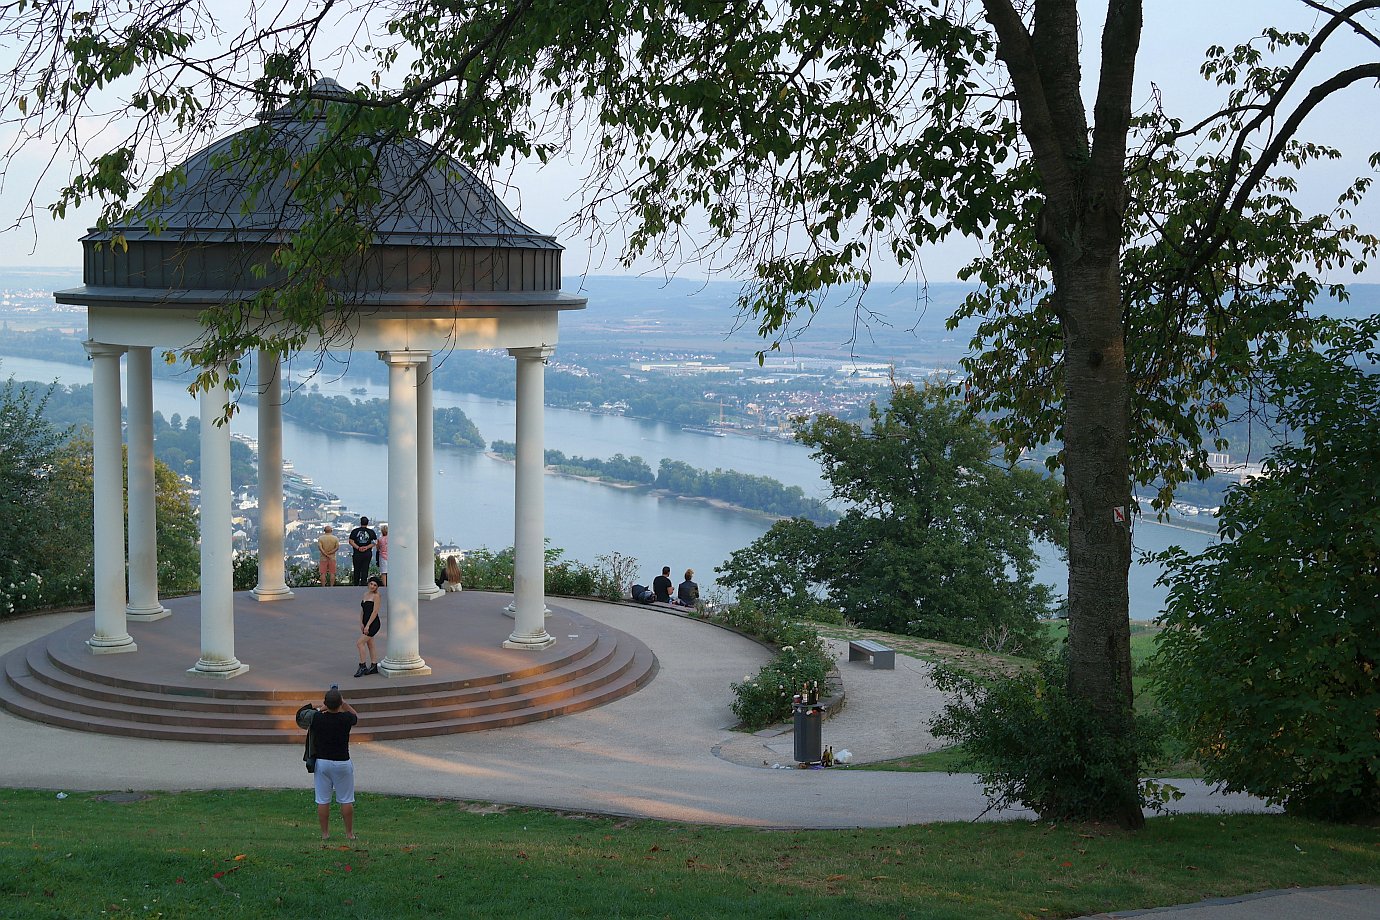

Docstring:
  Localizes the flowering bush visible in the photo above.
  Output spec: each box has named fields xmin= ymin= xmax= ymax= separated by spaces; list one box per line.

xmin=286 ymin=561 xmax=322 ymax=588
xmin=709 ymin=598 xmax=817 ymax=648
xmin=709 ymin=599 xmax=833 ymax=729
xmin=731 ymin=635 xmax=832 ymax=729
xmin=0 ymin=572 xmax=44 ymax=617
xmin=231 ymin=553 xmax=259 ymax=591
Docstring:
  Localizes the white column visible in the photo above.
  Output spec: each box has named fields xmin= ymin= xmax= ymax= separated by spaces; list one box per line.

xmin=85 ymin=341 xmax=136 ymax=654
xmin=505 ymin=346 xmax=555 ymax=650
xmin=377 ymin=350 xmax=431 ymax=677
xmin=124 ymin=346 xmax=168 ymax=621
xmin=190 ymin=369 xmax=247 ymax=678
xmin=416 ymin=355 xmax=444 ymax=601
xmin=252 ymin=350 xmax=293 ymax=601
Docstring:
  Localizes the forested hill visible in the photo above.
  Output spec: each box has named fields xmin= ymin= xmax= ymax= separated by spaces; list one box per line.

xmin=554 ymin=275 xmax=1380 ymax=359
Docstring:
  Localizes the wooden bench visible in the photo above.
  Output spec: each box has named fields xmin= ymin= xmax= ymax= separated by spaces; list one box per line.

xmin=847 ymin=639 xmax=895 ymax=670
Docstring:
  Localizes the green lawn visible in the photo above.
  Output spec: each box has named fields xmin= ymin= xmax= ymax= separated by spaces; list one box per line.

xmin=1041 ymin=619 xmax=1163 ymax=671
xmin=1 ymin=789 xmax=1376 ymax=919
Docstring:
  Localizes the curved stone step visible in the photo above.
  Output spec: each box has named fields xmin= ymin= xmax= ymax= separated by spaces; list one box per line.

xmin=40 ymin=625 xmax=607 ymax=700
xmin=5 ymin=632 xmax=634 ymax=731
xmin=19 ymin=629 xmax=625 ymax=717
xmin=2 ymin=646 xmax=658 ymax=742
xmin=0 ymin=592 xmax=658 ymax=743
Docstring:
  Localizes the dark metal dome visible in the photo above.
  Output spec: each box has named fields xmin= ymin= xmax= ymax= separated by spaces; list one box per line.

xmin=81 ymin=78 xmax=563 ymax=297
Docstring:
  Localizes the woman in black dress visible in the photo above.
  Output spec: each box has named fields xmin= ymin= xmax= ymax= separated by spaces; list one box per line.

xmin=354 ymin=576 xmax=383 ymax=677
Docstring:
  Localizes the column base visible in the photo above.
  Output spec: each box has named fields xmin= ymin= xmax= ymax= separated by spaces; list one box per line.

xmin=502 ymin=602 xmax=551 ymax=618
xmin=418 ymin=583 xmax=446 ymax=602
xmin=503 ymin=631 xmax=556 ymax=651
xmin=251 ymin=585 xmax=296 ymax=602
xmin=379 ymin=656 xmax=432 ymax=678
xmin=87 ymin=635 xmax=137 ymax=655
xmin=125 ymin=603 xmax=170 ymax=622
xmin=187 ymin=659 xmax=249 ymax=679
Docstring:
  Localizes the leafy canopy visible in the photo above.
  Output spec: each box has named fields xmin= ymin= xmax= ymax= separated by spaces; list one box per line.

xmin=1149 ymin=318 xmax=1380 ymax=820
xmin=718 ymin=382 xmax=1065 ymax=652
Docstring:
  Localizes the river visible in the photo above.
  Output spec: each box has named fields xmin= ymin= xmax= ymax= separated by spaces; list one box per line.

xmin=2 ymin=354 xmax=1214 ymax=617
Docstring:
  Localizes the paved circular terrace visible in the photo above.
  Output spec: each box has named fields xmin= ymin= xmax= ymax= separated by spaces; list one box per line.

xmin=0 ymin=597 xmax=1271 ymax=828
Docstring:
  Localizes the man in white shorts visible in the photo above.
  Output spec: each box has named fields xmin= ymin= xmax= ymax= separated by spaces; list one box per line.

xmin=311 ymin=686 xmax=359 ymax=841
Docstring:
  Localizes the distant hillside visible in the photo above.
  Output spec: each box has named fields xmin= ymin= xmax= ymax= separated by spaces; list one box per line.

xmin=0 ymin=266 xmax=82 ymax=289
xmin=559 ymin=274 xmax=983 ymax=362
xmin=3 ymin=264 xmax=1375 ymax=362
xmin=558 ymin=274 xmax=1380 ymax=361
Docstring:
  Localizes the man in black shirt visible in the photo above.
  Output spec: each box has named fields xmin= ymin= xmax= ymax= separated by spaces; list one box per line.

xmin=312 ymin=687 xmax=359 ymax=841
xmin=348 ymin=516 xmax=377 ymax=587
xmin=652 ymin=566 xmax=674 ymax=603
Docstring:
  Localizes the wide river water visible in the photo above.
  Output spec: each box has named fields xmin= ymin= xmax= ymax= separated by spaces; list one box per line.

xmin=2 ymin=354 xmax=1213 ymax=618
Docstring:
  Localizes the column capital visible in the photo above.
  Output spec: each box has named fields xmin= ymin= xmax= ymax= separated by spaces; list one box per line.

xmin=507 ymin=345 xmax=555 ymax=361
xmin=377 ymin=349 xmax=432 ymax=367
xmin=83 ymin=340 xmax=127 ymax=359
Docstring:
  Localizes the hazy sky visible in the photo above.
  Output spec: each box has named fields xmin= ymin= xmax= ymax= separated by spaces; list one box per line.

xmin=0 ymin=1 xmax=1374 ymax=282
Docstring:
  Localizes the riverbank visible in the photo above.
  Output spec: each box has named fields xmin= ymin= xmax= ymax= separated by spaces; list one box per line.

xmin=1139 ymin=515 xmax=1218 ymax=537
xmin=484 ymin=451 xmax=789 ymax=522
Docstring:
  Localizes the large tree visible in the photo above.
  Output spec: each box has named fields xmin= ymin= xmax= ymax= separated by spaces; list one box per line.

xmin=718 ymin=382 xmax=1065 ymax=653
xmin=4 ymin=0 xmax=1377 ymax=824
xmin=1150 ymin=319 xmax=1380 ymax=820
xmin=0 ymin=374 xmax=66 ymax=615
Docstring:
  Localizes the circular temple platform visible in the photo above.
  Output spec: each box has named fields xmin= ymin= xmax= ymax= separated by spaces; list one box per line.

xmin=0 ymin=588 xmax=657 ymax=743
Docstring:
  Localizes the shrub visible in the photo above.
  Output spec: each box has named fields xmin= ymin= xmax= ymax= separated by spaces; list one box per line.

xmin=731 ymin=635 xmax=833 ymax=730
xmin=930 ymin=655 xmax=1174 ymax=821
xmin=798 ymin=602 xmax=845 ymax=626
xmin=460 ymin=546 xmax=515 ymax=591
xmin=594 ymin=551 xmax=639 ymax=601
xmin=708 ymin=599 xmax=834 ymax=730
xmin=231 ymin=553 xmax=259 ymax=591
xmin=0 ymin=572 xmax=44 ymax=618
xmin=452 ymin=545 xmax=624 ymax=598
xmin=545 ymin=553 xmax=600 ymax=596
xmin=1149 ymin=337 xmax=1380 ymax=821
xmin=286 ymin=561 xmax=321 ymax=588
xmin=707 ymin=598 xmax=818 ymax=647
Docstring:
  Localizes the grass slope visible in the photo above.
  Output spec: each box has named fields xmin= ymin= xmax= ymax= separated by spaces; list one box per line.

xmin=1 ymin=789 xmax=1377 ymax=919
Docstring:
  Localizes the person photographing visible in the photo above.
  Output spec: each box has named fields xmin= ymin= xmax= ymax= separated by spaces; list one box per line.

xmin=312 ymin=685 xmax=359 ymax=841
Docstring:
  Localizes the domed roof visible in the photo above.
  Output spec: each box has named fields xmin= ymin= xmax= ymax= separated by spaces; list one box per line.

xmin=96 ymin=79 xmax=558 ymax=250
xmin=77 ymin=79 xmax=568 ymax=297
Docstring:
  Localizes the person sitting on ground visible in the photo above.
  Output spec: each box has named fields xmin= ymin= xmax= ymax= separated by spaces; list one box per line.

xmin=317 ymin=524 xmax=340 ymax=587
xmin=441 ymin=555 xmax=463 ymax=593
xmin=675 ymin=569 xmax=699 ymax=607
xmin=652 ymin=566 xmax=674 ymax=603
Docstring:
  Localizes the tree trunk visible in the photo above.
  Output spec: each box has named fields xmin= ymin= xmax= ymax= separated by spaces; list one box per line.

xmin=986 ymin=0 xmax=1146 ymax=831
xmin=1058 ymin=253 xmax=1143 ymax=829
